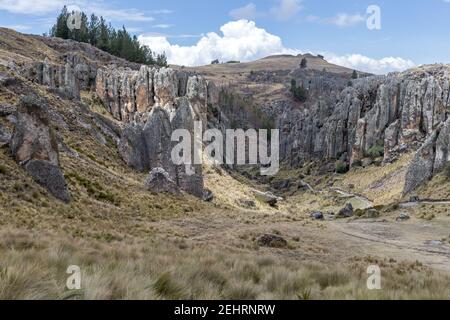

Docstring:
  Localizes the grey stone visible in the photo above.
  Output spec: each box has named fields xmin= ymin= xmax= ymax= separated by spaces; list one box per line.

xmin=338 ymin=203 xmax=354 ymax=218
xmin=396 ymin=212 xmax=410 ymax=222
xmin=10 ymin=95 xmax=70 ymax=202
xmin=25 ymin=160 xmax=70 ymax=203
xmin=252 ymin=189 xmax=282 ymax=207
xmin=310 ymin=211 xmax=324 ymax=220
xmin=202 ymin=189 xmax=214 ymax=202
xmin=145 ymin=167 xmax=180 ymax=195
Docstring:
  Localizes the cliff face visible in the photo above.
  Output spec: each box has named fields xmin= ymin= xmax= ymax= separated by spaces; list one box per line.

xmin=95 ymin=65 xmax=219 ymax=197
xmin=278 ymin=65 xmax=450 ymax=192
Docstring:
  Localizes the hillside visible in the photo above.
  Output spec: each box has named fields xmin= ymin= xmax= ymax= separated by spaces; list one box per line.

xmin=0 ymin=28 xmax=450 ymax=300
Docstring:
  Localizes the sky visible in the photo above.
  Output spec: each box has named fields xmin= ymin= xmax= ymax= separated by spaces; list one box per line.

xmin=1 ymin=0 xmax=450 ymax=74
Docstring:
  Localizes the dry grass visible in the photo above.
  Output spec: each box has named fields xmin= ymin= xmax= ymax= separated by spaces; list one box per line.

xmin=333 ymin=154 xmax=414 ymax=205
xmin=1 ymin=229 xmax=449 ymax=300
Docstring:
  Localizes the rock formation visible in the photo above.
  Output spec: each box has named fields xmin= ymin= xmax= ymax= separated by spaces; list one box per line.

xmin=10 ymin=95 xmax=70 ymax=202
xmin=278 ymin=65 xmax=450 ymax=192
xmin=100 ymin=66 xmax=219 ymax=197
xmin=145 ymin=167 xmax=180 ymax=195
xmin=22 ymin=58 xmax=80 ymax=100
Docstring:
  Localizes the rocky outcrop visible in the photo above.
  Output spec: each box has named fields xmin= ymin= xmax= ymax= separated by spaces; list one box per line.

xmin=404 ymin=118 xmax=450 ymax=193
xmin=22 ymin=58 xmax=80 ymax=100
xmin=10 ymin=95 xmax=70 ymax=202
xmin=279 ymin=65 xmax=450 ymax=190
xmin=95 ymin=66 xmax=218 ymax=124
xmin=98 ymin=66 xmax=220 ymax=197
xmin=145 ymin=167 xmax=180 ymax=195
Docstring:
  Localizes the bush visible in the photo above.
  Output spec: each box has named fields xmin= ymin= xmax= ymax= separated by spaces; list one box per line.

xmin=290 ymin=79 xmax=308 ymax=102
xmin=0 ymin=164 xmax=7 ymax=175
xmin=366 ymin=144 xmax=384 ymax=159
xmin=335 ymin=161 xmax=349 ymax=174
xmin=445 ymin=163 xmax=450 ymax=179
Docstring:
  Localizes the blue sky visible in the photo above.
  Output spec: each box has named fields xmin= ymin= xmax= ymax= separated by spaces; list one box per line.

xmin=1 ymin=0 xmax=450 ymax=73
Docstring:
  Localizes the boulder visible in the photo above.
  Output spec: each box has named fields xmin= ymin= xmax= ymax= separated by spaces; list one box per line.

xmin=202 ymin=189 xmax=214 ymax=202
xmin=10 ymin=95 xmax=70 ymax=202
xmin=252 ymin=189 xmax=282 ymax=207
xmin=145 ymin=167 xmax=180 ymax=195
xmin=310 ymin=211 xmax=324 ymax=220
xmin=396 ymin=212 xmax=410 ymax=222
xmin=337 ymin=203 xmax=354 ymax=218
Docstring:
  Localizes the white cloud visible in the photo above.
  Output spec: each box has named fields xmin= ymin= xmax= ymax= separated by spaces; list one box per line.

xmin=229 ymin=3 xmax=257 ymax=20
xmin=138 ymin=19 xmax=413 ymax=74
xmin=0 ymin=0 xmax=65 ymax=14
xmin=152 ymin=24 xmax=174 ymax=29
xmin=326 ymin=53 xmax=415 ymax=74
xmin=0 ymin=0 xmax=154 ymax=21
xmin=138 ymin=19 xmax=297 ymax=66
xmin=326 ymin=13 xmax=365 ymax=27
xmin=270 ymin=0 xmax=302 ymax=21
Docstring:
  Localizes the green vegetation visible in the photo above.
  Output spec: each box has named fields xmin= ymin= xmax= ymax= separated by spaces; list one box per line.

xmin=50 ymin=6 xmax=167 ymax=66
xmin=0 ymin=164 xmax=7 ymax=175
xmin=335 ymin=161 xmax=349 ymax=174
xmin=290 ymin=79 xmax=308 ymax=102
xmin=445 ymin=163 xmax=450 ymax=179
xmin=300 ymin=58 xmax=307 ymax=69
xmin=366 ymin=143 xmax=384 ymax=159
xmin=352 ymin=70 xmax=358 ymax=79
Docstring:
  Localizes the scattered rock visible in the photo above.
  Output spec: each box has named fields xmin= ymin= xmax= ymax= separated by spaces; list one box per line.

xmin=396 ymin=212 xmax=410 ymax=222
xmin=337 ymin=203 xmax=354 ymax=218
xmin=10 ymin=94 xmax=70 ymax=202
xmin=252 ymin=189 xmax=282 ymax=207
xmin=256 ymin=234 xmax=288 ymax=248
xmin=144 ymin=167 xmax=180 ymax=195
xmin=202 ymin=189 xmax=214 ymax=202
xmin=409 ymin=196 xmax=420 ymax=202
xmin=310 ymin=211 xmax=324 ymax=220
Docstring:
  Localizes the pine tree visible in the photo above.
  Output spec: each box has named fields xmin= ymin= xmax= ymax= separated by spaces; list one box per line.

xmin=52 ymin=6 xmax=69 ymax=39
xmin=50 ymin=7 xmax=164 ymax=65
xmin=97 ymin=17 xmax=109 ymax=51
xmin=156 ymin=53 xmax=168 ymax=67
xmin=88 ymin=14 xmax=99 ymax=46
xmin=352 ymin=70 xmax=358 ymax=79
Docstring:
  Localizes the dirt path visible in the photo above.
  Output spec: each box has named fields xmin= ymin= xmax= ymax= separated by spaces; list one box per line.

xmin=329 ymin=219 xmax=450 ymax=272
xmin=151 ymin=207 xmax=450 ymax=273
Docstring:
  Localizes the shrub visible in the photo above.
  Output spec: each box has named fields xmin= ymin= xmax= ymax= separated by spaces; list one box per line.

xmin=335 ymin=161 xmax=349 ymax=174
xmin=0 ymin=164 xmax=7 ymax=175
xmin=290 ymin=79 xmax=308 ymax=102
xmin=445 ymin=163 xmax=450 ymax=179
xmin=366 ymin=144 xmax=384 ymax=159
xmin=300 ymin=58 xmax=307 ymax=69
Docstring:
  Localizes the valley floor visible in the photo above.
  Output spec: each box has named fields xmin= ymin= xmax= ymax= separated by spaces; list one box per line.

xmin=0 ymin=207 xmax=449 ymax=300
